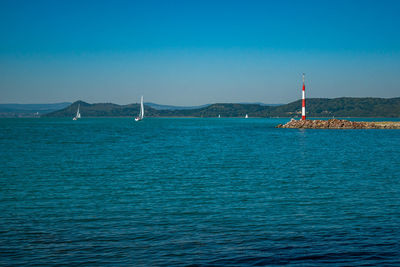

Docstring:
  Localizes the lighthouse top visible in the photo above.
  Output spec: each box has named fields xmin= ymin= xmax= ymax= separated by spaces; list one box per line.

xmin=301 ymin=74 xmax=306 ymax=120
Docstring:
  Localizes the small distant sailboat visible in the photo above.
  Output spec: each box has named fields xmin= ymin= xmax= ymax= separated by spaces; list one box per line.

xmin=73 ymin=104 xmax=81 ymax=120
xmin=245 ymin=114 xmax=248 ymax=119
xmin=218 ymin=114 xmax=221 ymax=118
xmin=135 ymin=96 xmax=144 ymax=122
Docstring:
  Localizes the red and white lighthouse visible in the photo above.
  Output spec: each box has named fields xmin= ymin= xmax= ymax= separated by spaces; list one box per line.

xmin=301 ymin=73 xmax=306 ymax=120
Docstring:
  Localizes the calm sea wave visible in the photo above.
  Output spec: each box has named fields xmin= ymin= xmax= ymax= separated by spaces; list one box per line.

xmin=1 ymin=118 xmax=400 ymax=266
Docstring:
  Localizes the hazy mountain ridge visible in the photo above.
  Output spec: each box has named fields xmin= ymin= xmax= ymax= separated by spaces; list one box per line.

xmin=144 ymin=102 xmax=211 ymax=110
xmin=0 ymin=102 xmax=71 ymax=117
xmin=44 ymin=97 xmax=400 ymax=118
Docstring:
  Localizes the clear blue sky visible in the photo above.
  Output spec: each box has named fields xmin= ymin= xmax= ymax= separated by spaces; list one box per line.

xmin=0 ymin=0 xmax=399 ymax=105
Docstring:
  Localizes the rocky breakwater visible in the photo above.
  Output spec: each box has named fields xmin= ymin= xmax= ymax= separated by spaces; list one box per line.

xmin=277 ymin=119 xmax=400 ymax=129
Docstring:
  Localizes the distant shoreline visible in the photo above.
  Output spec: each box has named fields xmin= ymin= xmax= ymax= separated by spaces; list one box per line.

xmin=43 ymin=97 xmax=400 ymax=118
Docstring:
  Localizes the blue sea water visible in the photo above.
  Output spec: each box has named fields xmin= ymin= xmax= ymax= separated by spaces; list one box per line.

xmin=1 ymin=118 xmax=400 ymax=266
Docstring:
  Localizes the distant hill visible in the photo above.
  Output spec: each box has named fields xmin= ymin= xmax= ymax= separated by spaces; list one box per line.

xmin=238 ymin=102 xmax=284 ymax=106
xmin=145 ymin=102 xmax=282 ymax=110
xmin=144 ymin=102 xmax=210 ymax=110
xmin=44 ymin=97 xmax=400 ymax=118
xmin=156 ymin=103 xmax=273 ymax=117
xmin=45 ymin=101 xmax=275 ymax=118
xmin=0 ymin=102 xmax=71 ymax=117
xmin=44 ymin=100 xmax=160 ymax=117
xmin=270 ymin=97 xmax=400 ymax=117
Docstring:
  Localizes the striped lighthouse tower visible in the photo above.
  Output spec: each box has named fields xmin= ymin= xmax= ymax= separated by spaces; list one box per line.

xmin=301 ymin=73 xmax=306 ymax=120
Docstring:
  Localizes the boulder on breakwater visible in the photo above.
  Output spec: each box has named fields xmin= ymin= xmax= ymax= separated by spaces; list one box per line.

xmin=276 ymin=119 xmax=400 ymax=129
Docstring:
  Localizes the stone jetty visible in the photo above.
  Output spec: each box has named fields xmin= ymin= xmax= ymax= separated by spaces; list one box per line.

xmin=277 ymin=119 xmax=400 ymax=129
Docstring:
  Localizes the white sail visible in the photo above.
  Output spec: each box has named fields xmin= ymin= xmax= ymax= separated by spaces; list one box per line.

xmin=73 ymin=104 xmax=80 ymax=120
xmin=140 ymin=96 xmax=144 ymax=119
xmin=135 ymin=96 xmax=144 ymax=121
xmin=76 ymin=104 xmax=81 ymax=118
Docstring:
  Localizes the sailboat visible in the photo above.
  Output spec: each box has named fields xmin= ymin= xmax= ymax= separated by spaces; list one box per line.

xmin=135 ymin=96 xmax=144 ymax=122
xmin=245 ymin=114 xmax=248 ymax=119
xmin=73 ymin=104 xmax=81 ymax=120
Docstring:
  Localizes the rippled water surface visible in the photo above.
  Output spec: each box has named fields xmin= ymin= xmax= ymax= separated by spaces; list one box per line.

xmin=1 ymin=118 xmax=400 ymax=266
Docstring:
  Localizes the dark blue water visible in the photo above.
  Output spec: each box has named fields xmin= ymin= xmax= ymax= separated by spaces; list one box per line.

xmin=1 ymin=118 xmax=400 ymax=266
